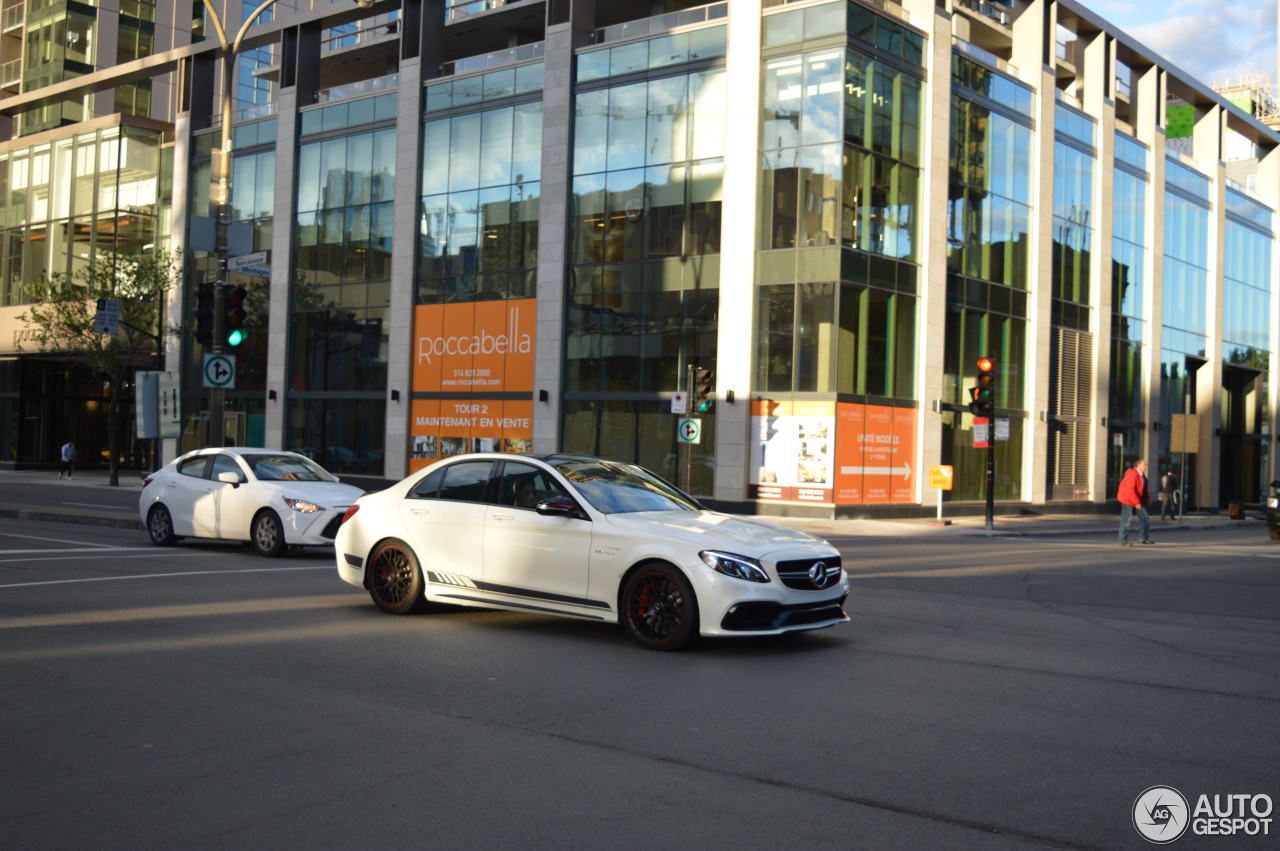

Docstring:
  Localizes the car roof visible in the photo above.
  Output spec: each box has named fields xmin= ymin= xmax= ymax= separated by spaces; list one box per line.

xmin=185 ymin=447 xmax=302 ymax=456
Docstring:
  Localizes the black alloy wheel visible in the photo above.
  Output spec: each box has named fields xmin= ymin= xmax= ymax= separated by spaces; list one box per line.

xmin=147 ymin=504 xmax=177 ymax=546
xmin=367 ymin=540 xmax=427 ymax=615
xmin=252 ymin=510 xmax=286 ymax=557
xmin=621 ymin=565 xmax=698 ymax=651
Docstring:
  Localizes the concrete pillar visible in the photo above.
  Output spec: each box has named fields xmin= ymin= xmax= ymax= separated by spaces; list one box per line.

xmin=1136 ymin=66 xmax=1164 ymax=469
xmin=531 ymin=10 xmax=591 ymax=454
xmin=1024 ymin=73 xmax=1057 ymax=505
xmin=1258 ymin=144 xmax=1280 ymax=489
xmin=263 ymin=86 xmax=298 ymax=450
xmin=1083 ymin=33 xmax=1114 ymax=503
xmin=163 ymin=111 xmax=193 ymax=465
xmin=912 ymin=5 xmax=954 ymax=505
xmin=711 ymin=0 xmax=761 ymax=503
xmin=93 ymin=0 xmax=120 ymax=119
xmin=1194 ymin=104 xmax=1225 ymax=508
xmin=382 ymin=55 xmax=425 ymax=480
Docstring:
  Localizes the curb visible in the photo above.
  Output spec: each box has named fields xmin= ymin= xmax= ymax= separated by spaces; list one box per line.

xmin=966 ymin=519 xmax=1264 ymax=538
xmin=0 ymin=507 xmax=144 ymax=532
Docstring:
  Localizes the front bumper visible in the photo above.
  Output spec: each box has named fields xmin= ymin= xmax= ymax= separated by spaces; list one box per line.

xmin=720 ymin=595 xmax=848 ymax=631
xmin=282 ymin=505 xmax=348 ymax=545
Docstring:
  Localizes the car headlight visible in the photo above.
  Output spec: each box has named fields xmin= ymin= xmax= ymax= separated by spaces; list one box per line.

xmin=284 ymin=497 xmax=323 ymax=514
xmin=699 ymin=550 xmax=769 ymax=583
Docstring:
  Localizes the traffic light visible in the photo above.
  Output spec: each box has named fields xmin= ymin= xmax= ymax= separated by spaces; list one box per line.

xmin=694 ymin=367 xmax=714 ymax=413
xmin=194 ymin=283 xmax=215 ymax=346
xmin=968 ymin=356 xmax=996 ymax=417
xmin=224 ymin=285 xmax=248 ymax=347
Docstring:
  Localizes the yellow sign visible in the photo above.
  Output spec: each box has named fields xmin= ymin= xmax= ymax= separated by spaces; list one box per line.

xmin=929 ymin=465 xmax=954 ymax=491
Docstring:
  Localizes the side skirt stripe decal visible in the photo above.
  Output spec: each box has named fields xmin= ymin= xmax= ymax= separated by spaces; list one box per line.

xmin=437 ymin=593 xmax=605 ymax=621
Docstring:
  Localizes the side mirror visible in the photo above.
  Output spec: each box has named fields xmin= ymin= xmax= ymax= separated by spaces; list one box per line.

xmin=536 ymin=497 xmax=582 ymax=519
xmin=217 ymin=471 xmax=242 ymax=487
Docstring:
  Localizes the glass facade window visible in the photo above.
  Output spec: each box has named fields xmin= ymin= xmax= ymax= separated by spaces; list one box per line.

xmin=299 ymin=93 xmax=397 ymax=137
xmin=1108 ymin=160 xmax=1148 ymax=494
xmin=1054 ymin=102 xmax=1094 ymax=147
xmin=1222 ymin=213 xmax=1272 ymax=367
xmin=424 ymin=64 xmax=544 ymax=111
xmin=947 ymin=94 xmax=1032 ymax=290
xmin=1162 ymin=187 xmax=1209 ymax=339
xmin=1051 ymin=141 xmax=1094 ymax=310
xmin=0 ymin=125 xmax=163 ymax=306
xmin=951 ymin=54 xmax=1034 ymax=117
xmin=419 ymin=102 xmax=543 ymax=303
xmin=577 ymin=27 xmax=726 ymax=82
xmin=1114 ymin=132 xmax=1148 ymax=172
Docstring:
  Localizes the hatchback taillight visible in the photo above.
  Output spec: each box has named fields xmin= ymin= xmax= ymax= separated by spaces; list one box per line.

xmin=341 ymin=504 xmax=360 ymax=525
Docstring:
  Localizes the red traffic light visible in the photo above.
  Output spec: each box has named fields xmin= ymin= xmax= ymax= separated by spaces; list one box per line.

xmin=976 ymin=356 xmax=994 ymax=373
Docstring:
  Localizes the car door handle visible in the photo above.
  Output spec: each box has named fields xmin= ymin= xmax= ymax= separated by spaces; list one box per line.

xmin=409 ymin=508 xmax=431 ymax=515
xmin=491 ymin=514 xmax=513 ymax=522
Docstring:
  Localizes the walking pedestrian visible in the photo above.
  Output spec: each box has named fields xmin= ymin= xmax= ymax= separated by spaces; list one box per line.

xmin=1118 ymin=457 xmax=1153 ymax=545
xmin=58 ymin=439 xmax=77 ymax=479
xmin=1159 ymin=469 xmax=1179 ymax=521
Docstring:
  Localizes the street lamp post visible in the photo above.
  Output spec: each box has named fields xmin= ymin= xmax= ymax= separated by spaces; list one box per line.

xmin=200 ymin=0 xmax=373 ymax=446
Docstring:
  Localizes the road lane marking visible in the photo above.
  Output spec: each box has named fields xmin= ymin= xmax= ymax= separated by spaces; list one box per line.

xmin=0 ymin=546 xmax=157 ymax=556
xmin=0 ymin=551 xmax=225 ymax=564
xmin=0 ymin=532 xmax=127 ymax=548
xmin=0 ymin=564 xmax=330 ymax=589
xmin=61 ymin=501 xmax=132 ymax=510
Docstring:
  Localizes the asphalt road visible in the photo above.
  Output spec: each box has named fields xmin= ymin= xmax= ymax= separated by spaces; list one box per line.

xmin=1 ymin=517 xmax=1277 ymax=849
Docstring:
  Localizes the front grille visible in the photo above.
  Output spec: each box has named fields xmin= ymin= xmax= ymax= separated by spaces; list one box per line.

xmin=720 ymin=596 xmax=848 ymax=632
xmin=320 ymin=515 xmax=342 ymax=539
xmin=775 ymin=556 xmax=843 ymax=590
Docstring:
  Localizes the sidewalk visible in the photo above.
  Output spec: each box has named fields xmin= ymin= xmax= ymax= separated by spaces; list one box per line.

xmin=0 ymin=466 xmax=1266 ymax=540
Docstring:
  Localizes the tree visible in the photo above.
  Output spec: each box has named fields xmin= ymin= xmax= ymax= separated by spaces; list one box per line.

xmin=20 ymin=250 xmax=179 ymax=486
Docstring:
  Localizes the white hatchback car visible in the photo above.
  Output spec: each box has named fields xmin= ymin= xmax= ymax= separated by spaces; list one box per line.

xmin=335 ymin=453 xmax=848 ymax=650
xmin=140 ymin=448 xmax=365 ymax=556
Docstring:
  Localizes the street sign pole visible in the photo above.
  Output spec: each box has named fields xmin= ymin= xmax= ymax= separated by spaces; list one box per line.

xmin=683 ymin=363 xmax=695 ymax=492
xmin=985 ymin=432 xmax=995 ymax=531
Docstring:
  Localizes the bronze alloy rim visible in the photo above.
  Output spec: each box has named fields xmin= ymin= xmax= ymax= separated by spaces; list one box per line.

xmin=627 ymin=571 xmax=686 ymax=643
xmin=371 ymin=545 xmax=414 ymax=608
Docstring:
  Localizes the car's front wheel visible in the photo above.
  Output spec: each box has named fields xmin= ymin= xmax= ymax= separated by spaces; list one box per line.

xmin=367 ymin=540 xmax=428 ymax=614
xmin=621 ymin=564 xmax=698 ymax=651
xmin=146 ymin=504 xmax=177 ymax=546
xmin=252 ymin=510 xmax=286 ymax=557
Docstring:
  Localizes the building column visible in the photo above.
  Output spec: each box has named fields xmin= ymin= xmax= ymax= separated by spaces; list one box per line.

xmin=1136 ymin=65 xmax=1165 ymax=472
xmin=533 ymin=4 xmax=594 ymax=454
xmin=382 ymin=51 xmax=426 ymax=480
xmin=912 ymin=4 xmax=954 ymax=504
xmin=712 ymin=0 xmax=761 ymax=503
xmin=1259 ymin=144 xmax=1280 ymax=489
xmin=1018 ymin=14 xmax=1057 ymax=506
xmin=163 ymin=111 xmax=193 ymax=465
xmin=1193 ymin=104 xmax=1225 ymax=508
xmin=264 ymin=85 xmax=298 ymax=450
xmin=1084 ymin=33 xmax=1115 ymax=503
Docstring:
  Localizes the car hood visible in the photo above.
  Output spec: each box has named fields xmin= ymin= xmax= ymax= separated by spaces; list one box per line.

xmin=602 ymin=510 xmax=829 ymax=557
xmin=256 ymin=480 xmax=364 ymax=507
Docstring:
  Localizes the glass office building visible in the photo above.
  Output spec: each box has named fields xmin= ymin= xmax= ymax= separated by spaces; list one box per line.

xmin=0 ymin=0 xmax=1277 ymax=513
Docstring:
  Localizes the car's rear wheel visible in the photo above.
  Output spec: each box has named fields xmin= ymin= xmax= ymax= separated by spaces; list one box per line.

xmin=1270 ymin=527 xmax=1280 ymax=541
xmin=621 ymin=564 xmax=698 ymax=651
xmin=252 ymin=510 xmax=286 ymax=557
xmin=146 ymin=504 xmax=177 ymax=546
xmin=367 ymin=540 xmax=427 ymax=614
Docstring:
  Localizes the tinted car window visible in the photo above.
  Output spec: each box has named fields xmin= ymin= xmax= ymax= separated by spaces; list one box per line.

xmin=495 ymin=462 xmax=569 ymax=509
xmin=410 ymin=468 xmax=446 ymax=500
xmin=210 ymin=454 xmax=244 ymax=482
xmin=548 ymin=458 xmax=701 ymax=514
xmin=243 ymin=453 xmax=335 ymax=482
xmin=178 ymin=456 xmax=209 ymax=478
xmin=437 ymin=461 xmax=493 ymax=503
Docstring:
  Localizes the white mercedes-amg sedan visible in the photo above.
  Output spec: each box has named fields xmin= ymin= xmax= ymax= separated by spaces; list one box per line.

xmin=335 ymin=453 xmax=848 ymax=650
xmin=140 ymin=448 xmax=364 ymax=556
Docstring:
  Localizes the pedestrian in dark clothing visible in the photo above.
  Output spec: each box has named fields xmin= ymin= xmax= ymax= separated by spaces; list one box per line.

xmin=59 ymin=440 xmax=77 ymax=479
xmin=1118 ymin=458 xmax=1152 ymax=545
xmin=1159 ymin=470 xmax=1179 ymax=521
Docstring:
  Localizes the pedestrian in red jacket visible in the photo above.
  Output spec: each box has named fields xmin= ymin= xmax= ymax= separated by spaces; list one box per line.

xmin=1118 ymin=458 xmax=1153 ymax=545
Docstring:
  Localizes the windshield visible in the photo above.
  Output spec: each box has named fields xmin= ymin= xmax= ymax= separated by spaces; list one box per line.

xmin=243 ymin=453 xmax=336 ymax=482
xmin=548 ymin=458 xmax=701 ymax=514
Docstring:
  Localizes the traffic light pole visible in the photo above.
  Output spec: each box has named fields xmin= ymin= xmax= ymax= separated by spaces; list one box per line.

xmin=683 ymin=363 xmax=695 ymax=492
xmin=985 ymin=432 xmax=995 ymax=531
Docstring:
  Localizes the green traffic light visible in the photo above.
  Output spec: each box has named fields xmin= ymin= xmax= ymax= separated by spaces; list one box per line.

xmin=697 ymin=399 xmax=713 ymax=412
xmin=227 ymin=329 xmax=246 ymax=347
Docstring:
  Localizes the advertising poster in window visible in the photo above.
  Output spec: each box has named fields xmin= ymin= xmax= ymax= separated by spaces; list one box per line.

xmin=409 ymin=298 xmax=535 ymax=473
xmin=749 ymin=400 xmax=835 ymax=503
xmin=834 ymin=403 xmax=916 ymax=504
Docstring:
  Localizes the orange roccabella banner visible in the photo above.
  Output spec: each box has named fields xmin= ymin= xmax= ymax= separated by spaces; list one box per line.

xmin=409 ymin=299 xmax=536 ymax=472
